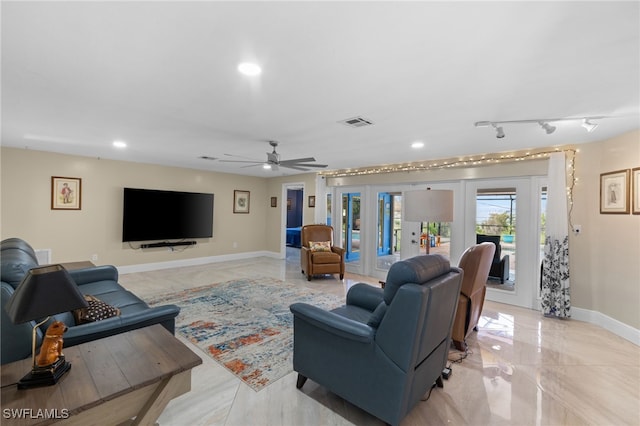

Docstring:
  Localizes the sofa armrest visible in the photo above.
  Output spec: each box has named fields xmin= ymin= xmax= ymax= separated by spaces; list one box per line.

xmin=290 ymin=302 xmax=374 ymax=343
xmin=68 ymin=265 xmax=118 ymax=286
xmin=346 ymin=283 xmax=384 ymax=312
xmin=63 ymin=304 xmax=180 ymax=347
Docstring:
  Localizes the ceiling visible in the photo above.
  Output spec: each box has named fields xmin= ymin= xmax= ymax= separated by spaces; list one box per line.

xmin=2 ymin=1 xmax=639 ymax=177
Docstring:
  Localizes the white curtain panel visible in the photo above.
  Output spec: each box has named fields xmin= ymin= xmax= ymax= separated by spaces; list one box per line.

xmin=541 ymin=152 xmax=571 ymax=318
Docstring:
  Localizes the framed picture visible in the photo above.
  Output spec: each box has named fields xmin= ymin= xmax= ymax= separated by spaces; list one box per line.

xmin=51 ymin=176 xmax=81 ymax=210
xmin=600 ymin=169 xmax=630 ymax=214
xmin=308 ymin=195 xmax=316 ymax=208
xmin=234 ymin=190 xmax=250 ymax=214
xmin=632 ymin=167 xmax=640 ymax=215
xmin=270 ymin=196 xmax=277 ymax=208
xmin=287 ymin=198 xmax=292 ymax=211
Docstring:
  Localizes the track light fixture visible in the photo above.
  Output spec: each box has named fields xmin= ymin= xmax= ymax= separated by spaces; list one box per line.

xmin=474 ymin=116 xmax=605 ymax=139
xmin=539 ymin=121 xmax=556 ymax=134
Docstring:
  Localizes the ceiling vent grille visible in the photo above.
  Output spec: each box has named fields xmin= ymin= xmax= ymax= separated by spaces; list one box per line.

xmin=339 ymin=116 xmax=374 ymax=128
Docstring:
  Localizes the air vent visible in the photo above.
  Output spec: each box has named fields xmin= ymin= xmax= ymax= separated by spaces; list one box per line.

xmin=199 ymin=156 xmax=218 ymax=161
xmin=339 ymin=116 xmax=374 ymax=128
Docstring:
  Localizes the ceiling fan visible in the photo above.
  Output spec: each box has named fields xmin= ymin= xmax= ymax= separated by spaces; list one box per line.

xmin=220 ymin=141 xmax=328 ymax=171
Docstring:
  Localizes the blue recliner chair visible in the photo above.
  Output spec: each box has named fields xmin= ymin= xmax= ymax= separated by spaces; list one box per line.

xmin=290 ymin=255 xmax=463 ymax=426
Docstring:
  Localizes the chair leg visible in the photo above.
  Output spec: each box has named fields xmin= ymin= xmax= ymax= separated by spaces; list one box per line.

xmin=296 ymin=374 xmax=308 ymax=389
xmin=339 ymin=274 xmax=344 ymax=279
xmin=453 ymin=339 xmax=467 ymax=352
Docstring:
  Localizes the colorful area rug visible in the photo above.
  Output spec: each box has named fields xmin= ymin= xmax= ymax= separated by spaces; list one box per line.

xmin=147 ymin=277 xmax=343 ymax=391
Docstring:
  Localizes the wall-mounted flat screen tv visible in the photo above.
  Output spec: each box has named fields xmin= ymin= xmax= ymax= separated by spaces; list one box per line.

xmin=122 ymin=188 xmax=214 ymax=242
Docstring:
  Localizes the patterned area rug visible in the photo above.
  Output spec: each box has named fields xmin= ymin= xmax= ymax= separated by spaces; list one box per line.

xmin=147 ymin=277 xmax=343 ymax=391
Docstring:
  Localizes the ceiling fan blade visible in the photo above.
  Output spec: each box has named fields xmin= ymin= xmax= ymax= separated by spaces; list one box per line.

xmin=219 ymin=160 xmax=264 ymax=164
xmin=284 ymin=163 xmax=328 ymax=168
xmin=280 ymin=157 xmax=316 ymax=164
xmin=281 ymin=164 xmax=312 ymax=171
xmin=223 ymin=153 xmax=260 ymax=161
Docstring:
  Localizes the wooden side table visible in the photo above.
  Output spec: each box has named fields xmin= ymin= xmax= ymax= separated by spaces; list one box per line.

xmin=1 ymin=325 xmax=202 ymax=426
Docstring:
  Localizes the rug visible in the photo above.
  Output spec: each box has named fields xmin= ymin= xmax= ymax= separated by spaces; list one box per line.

xmin=146 ymin=277 xmax=344 ymax=391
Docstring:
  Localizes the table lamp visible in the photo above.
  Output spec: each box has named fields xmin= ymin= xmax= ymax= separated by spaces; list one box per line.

xmin=404 ymin=188 xmax=454 ymax=254
xmin=5 ymin=264 xmax=88 ymax=389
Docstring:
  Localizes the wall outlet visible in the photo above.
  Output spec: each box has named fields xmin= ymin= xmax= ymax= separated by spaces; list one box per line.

xmin=91 ymin=254 xmax=98 ymax=262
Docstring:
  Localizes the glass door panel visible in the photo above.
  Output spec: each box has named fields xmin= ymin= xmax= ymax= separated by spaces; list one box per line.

xmin=476 ymin=188 xmax=516 ymax=288
xmin=342 ymin=193 xmax=361 ymax=263
xmin=376 ymin=192 xmax=401 ymax=270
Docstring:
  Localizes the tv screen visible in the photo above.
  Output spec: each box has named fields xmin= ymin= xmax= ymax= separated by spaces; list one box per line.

xmin=122 ymin=188 xmax=214 ymax=242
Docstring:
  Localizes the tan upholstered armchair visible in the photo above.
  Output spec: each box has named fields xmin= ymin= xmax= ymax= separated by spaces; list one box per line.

xmin=451 ymin=242 xmax=495 ymax=351
xmin=300 ymin=225 xmax=345 ymax=281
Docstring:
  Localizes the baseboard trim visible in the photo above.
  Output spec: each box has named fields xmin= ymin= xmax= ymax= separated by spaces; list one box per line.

xmin=572 ymin=307 xmax=640 ymax=346
xmin=116 ymin=251 xmax=281 ymax=275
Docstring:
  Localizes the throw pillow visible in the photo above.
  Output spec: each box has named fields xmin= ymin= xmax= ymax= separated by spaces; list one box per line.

xmin=73 ymin=295 xmax=121 ymax=325
xmin=309 ymin=241 xmax=332 ymax=252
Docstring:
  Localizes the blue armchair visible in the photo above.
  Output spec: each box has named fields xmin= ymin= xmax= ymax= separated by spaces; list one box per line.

xmin=290 ymin=255 xmax=463 ymax=426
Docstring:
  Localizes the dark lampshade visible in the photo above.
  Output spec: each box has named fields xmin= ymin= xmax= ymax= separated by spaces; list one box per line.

xmin=6 ymin=264 xmax=88 ymax=324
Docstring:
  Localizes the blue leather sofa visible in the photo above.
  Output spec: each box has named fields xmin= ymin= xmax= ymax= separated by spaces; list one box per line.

xmin=1 ymin=238 xmax=180 ymax=365
xmin=290 ymin=254 xmax=463 ymax=426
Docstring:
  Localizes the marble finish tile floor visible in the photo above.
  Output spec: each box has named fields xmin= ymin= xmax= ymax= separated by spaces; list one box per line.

xmin=119 ymin=251 xmax=640 ymax=426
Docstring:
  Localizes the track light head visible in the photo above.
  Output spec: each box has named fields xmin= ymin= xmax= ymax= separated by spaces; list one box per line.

xmin=492 ymin=124 xmax=505 ymax=139
xmin=539 ymin=122 xmax=556 ymax=134
xmin=582 ymin=119 xmax=598 ymax=132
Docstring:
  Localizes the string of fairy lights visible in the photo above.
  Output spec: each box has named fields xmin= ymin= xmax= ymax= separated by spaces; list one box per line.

xmin=320 ymin=147 xmax=577 ymax=178
xmin=321 ymin=146 xmax=579 ymax=226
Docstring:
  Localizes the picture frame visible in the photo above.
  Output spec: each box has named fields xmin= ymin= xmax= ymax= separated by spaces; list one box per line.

xmin=287 ymin=198 xmax=292 ymax=211
xmin=270 ymin=196 xmax=277 ymax=208
xmin=600 ymin=169 xmax=630 ymax=214
xmin=308 ymin=195 xmax=316 ymax=208
xmin=233 ymin=190 xmax=250 ymax=214
xmin=51 ymin=176 xmax=82 ymax=210
xmin=632 ymin=167 xmax=640 ymax=215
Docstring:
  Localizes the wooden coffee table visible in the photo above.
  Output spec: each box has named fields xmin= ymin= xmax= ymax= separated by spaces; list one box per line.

xmin=1 ymin=324 xmax=202 ymax=425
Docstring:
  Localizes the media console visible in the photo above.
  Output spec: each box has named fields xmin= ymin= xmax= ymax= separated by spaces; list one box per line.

xmin=140 ymin=241 xmax=197 ymax=249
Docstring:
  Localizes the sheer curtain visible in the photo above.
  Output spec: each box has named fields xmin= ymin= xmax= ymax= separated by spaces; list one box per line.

xmin=541 ymin=152 xmax=571 ymax=318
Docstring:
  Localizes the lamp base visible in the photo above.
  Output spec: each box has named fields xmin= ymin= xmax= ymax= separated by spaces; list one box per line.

xmin=18 ymin=356 xmax=71 ymax=390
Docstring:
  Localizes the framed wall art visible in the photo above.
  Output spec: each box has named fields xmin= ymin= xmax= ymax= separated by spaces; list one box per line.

xmin=308 ymin=195 xmax=316 ymax=208
xmin=234 ymin=190 xmax=250 ymax=214
xmin=632 ymin=167 xmax=640 ymax=215
xmin=51 ymin=176 xmax=82 ymax=210
xmin=271 ymin=196 xmax=277 ymax=208
xmin=600 ymin=169 xmax=630 ymax=214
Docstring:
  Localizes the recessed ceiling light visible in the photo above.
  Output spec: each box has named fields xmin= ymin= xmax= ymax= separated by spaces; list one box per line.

xmin=411 ymin=141 xmax=425 ymax=149
xmin=238 ymin=62 xmax=262 ymax=76
xmin=263 ymin=164 xmax=272 ymax=170
xmin=113 ymin=140 xmax=127 ymax=148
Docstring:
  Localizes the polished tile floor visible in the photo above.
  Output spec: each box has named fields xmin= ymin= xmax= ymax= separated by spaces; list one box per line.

xmin=119 ymin=251 xmax=640 ymax=426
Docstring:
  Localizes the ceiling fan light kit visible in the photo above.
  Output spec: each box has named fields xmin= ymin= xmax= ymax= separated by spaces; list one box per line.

xmin=219 ymin=141 xmax=328 ymax=172
xmin=475 ymin=116 xmax=606 ymax=139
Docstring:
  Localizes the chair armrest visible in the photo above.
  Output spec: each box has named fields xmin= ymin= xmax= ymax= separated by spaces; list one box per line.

xmin=290 ymin=302 xmax=374 ymax=343
xmin=68 ymin=265 xmax=118 ymax=286
xmin=346 ymin=283 xmax=384 ymax=311
xmin=331 ymin=246 xmax=345 ymax=257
